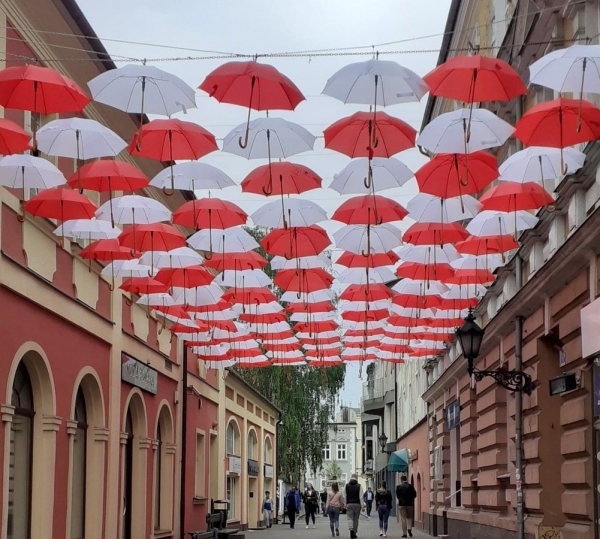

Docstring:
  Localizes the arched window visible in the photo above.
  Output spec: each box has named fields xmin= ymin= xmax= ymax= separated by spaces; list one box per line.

xmin=264 ymin=437 xmax=272 ymax=464
xmin=154 ymin=406 xmax=174 ymax=533
xmin=247 ymin=431 xmax=257 ymax=460
xmin=226 ymin=421 xmax=239 ymax=456
xmin=8 ymin=363 xmax=34 ymax=539
xmin=154 ymin=421 xmax=163 ymax=530
xmin=71 ymin=389 xmax=88 ymax=539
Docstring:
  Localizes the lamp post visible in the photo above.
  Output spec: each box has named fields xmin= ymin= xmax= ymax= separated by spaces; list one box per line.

xmin=378 ymin=432 xmax=388 ymax=452
xmin=456 ymin=309 xmax=533 ymax=395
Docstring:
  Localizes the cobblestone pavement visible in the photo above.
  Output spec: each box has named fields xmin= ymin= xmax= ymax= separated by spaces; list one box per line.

xmin=249 ymin=511 xmax=432 ymax=539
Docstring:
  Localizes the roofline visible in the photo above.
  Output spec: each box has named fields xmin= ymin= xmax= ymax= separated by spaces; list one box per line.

xmin=421 ymin=0 xmax=461 ymax=129
xmin=227 ymin=369 xmax=282 ymax=416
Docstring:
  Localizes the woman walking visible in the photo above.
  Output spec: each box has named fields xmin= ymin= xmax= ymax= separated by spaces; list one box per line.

xmin=303 ymin=482 xmax=319 ymax=528
xmin=375 ymin=481 xmax=393 ymax=537
xmin=262 ymin=491 xmax=274 ymax=528
xmin=325 ymin=482 xmax=345 ymax=538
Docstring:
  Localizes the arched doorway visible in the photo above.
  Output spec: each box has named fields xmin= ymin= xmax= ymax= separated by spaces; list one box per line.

xmin=226 ymin=420 xmax=241 ymax=522
xmin=122 ymin=393 xmax=147 ymax=539
xmin=247 ymin=430 xmax=259 ymax=528
xmin=416 ymin=473 xmax=422 ymax=525
xmin=264 ymin=436 xmax=273 ymax=505
xmin=154 ymin=405 xmax=174 ymax=534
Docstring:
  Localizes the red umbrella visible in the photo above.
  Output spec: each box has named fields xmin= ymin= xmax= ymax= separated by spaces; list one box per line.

xmin=199 ymin=61 xmax=305 ymax=147
xmin=340 ymin=283 xmax=393 ymax=302
xmin=514 ymin=98 xmax=600 ymax=148
xmin=438 ymin=297 xmax=477 ymax=310
xmin=119 ymin=223 xmax=186 ymax=252
xmin=341 ymin=309 xmax=388 ymax=322
xmin=173 ymin=198 xmax=247 ymax=230
xmin=0 ymin=65 xmax=90 ymax=149
xmin=294 ymin=321 xmax=338 ymax=333
xmin=387 ymin=315 xmax=429 ymax=327
xmin=416 ymin=151 xmax=498 ymax=198
xmin=203 ymin=251 xmax=267 ymax=271
xmin=274 ymin=268 xmax=333 ymax=293
xmin=240 ymin=313 xmax=288 ymax=324
xmin=24 ymin=188 xmax=97 ymax=221
xmin=129 ymin=118 xmax=217 ymax=160
xmin=222 ymin=287 xmax=278 ymax=305
xmin=324 ymin=111 xmax=416 ymax=158
xmin=423 ymin=55 xmax=526 ymax=103
xmin=337 ymin=250 xmax=399 ymax=268
xmin=331 ymin=195 xmax=408 ymax=224
xmin=261 ymin=225 xmax=331 ymax=258
xmin=286 ymin=301 xmax=335 ymax=313
xmin=446 ymin=269 xmax=495 ymax=286
xmin=156 ymin=265 xmax=215 ymax=288
xmin=120 ymin=277 xmax=169 ymax=295
xmin=395 ymin=262 xmax=455 ymax=282
xmin=479 ymin=181 xmax=554 ymax=212
xmin=0 ymin=119 xmax=31 ymax=154
xmin=241 ymin=162 xmax=322 ymax=196
xmin=403 ymin=222 xmax=469 ymax=246
xmin=392 ymin=294 xmax=442 ymax=309
xmin=80 ymin=239 xmax=135 ymax=261
xmin=455 ymin=235 xmax=519 ymax=256
xmin=67 ymin=160 xmax=149 ymax=225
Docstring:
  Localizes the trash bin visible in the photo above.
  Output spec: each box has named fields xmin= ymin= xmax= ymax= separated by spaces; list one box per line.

xmin=211 ymin=499 xmax=230 ymax=526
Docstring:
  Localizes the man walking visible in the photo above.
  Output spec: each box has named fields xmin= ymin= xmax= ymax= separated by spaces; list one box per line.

xmin=395 ymin=475 xmax=417 ymax=538
xmin=285 ymin=486 xmax=301 ymax=529
xmin=363 ymin=487 xmax=374 ymax=518
xmin=344 ymin=474 xmax=365 ymax=539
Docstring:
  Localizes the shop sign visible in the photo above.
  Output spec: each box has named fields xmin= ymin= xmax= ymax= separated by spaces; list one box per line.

xmin=229 ymin=456 xmax=242 ymax=474
xmin=264 ymin=464 xmax=274 ymax=478
xmin=445 ymin=400 xmax=460 ymax=430
xmin=248 ymin=459 xmax=260 ymax=476
xmin=121 ymin=353 xmax=157 ymax=394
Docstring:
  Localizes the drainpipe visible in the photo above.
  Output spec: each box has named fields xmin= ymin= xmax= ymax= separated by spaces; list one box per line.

xmin=514 ymin=94 xmax=525 ymax=539
xmin=180 ymin=344 xmax=189 ymax=539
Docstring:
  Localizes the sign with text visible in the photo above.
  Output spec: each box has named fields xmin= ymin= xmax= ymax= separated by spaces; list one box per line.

xmin=264 ymin=464 xmax=274 ymax=478
xmin=229 ymin=456 xmax=242 ymax=474
xmin=248 ymin=459 xmax=260 ymax=476
xmin=121 ymin=353 xmax=157 ymax=394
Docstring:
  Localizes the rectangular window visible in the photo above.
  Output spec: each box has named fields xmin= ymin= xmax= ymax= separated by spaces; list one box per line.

xmin=433 ymin=445 xmax=443 ymax=484
xmin=209 ymin=433 xmax=219 ymax=500
xmin=226 ymin=476 xmax=238 ymax=520
xmin=195 ymin=432 xmax=206 ymax=498
xmin=337 ymin=444 xmax=347 ymax=461
xmin=450 ymin=427 xmax=462 ymax=508
xmin=322 ymin=444 xmax=331 ymax=461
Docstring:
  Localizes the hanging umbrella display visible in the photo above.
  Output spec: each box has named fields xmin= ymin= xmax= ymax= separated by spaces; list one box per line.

xmin=96 ymin=195 xmax=172 ymax=225
xmin=336 ymin=250 xmax=399 ymax=268
xmin=407 ymin=193 xmax=482 ymax=223
xmin=466 ymin=209 xmax=538 ymax=237
xmin=241 ymin=161 xmax=322 ymax=196
xmin=150 ymin=161 xmax=235 ymax=193
xmin=250 ymin=198 xmax=327 ymax=229
xmin=139 ymin=247 xmax=203 ymax=269
xmin=402 ymin=222 xmax=469 ymax=246
xmin=331 ymin=195 xmax=408 ymax=225
xmin=25 ymin=188 xmax=97 ymax=222
xmin=333 ymin=223 xmax=403 ymax=255
xmin=187 ymin=226 xmax=258 ymax=253
xmin=479 ymin=181 xmax=555 ymax=212
xmin=330 ymin=157 xmax=413 ymax=195
xmin=119 ymin=223 xmax=186 ymax=258
xmin=0 ymin=118 xmax=32 ymax=155
xmin=54 ymin=218 xmax=121 ymax=241
xmin=199 ymin=60 xmax=305 ymax=148
xmin=261 ymin=225 xmax=331 ymax=259
xmin=80 ymin=238 xmax=136 ymax=289
xmin=203 ymin=251 xmax=267 ymax=272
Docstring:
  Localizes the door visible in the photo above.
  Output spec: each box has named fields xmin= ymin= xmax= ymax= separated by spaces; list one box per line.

xmin=123 ymin=411 xmax=134 ymax=539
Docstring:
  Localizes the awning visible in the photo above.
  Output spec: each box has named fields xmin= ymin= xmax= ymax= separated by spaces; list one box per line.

xmin=387 ymin=448 xmax=409 ymax=472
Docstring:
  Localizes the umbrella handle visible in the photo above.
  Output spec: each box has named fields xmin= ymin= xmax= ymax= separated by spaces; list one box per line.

xmin=125 ymin=296 xmax=133 ymax=307
xmin=17 ymin=203 xmax=25 ymax=223
xmin=162 ymin=186 xmax=175 ymax=196
xmin=238 ymin=76 xmax=256 ymax=149
xmin=363 ymin=159 xmax=373 ymax=190
xmin=163 ymin=159 xmax=175 ymax=196
xmin=135 ymin=77 xmax=146 ymax=152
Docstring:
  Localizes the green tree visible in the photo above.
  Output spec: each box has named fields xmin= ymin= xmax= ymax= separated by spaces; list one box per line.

xmin=234 ymin=226 xmax=346 ymax=486
xmin=324 ymin=461 xmax=343 ymax=481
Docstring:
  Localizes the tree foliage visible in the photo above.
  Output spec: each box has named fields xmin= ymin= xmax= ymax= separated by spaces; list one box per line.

xmin=234 ymin=226 xmax=346 ymax=486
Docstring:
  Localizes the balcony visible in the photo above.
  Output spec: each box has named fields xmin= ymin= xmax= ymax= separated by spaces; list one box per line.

xmin=362 ymin=377 xmax=394 ymax=415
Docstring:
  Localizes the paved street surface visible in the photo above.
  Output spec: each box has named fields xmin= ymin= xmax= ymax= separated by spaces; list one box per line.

xmin=249 ymin=512 xmax=432 ymax=539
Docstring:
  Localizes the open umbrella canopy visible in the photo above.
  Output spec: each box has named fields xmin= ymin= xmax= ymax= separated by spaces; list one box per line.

xmin=241 ymin=162 xmax=322 ymax=196
xmin=67 ymin=160 xmax=148 ymax=192
xmin=0 ymin=119 xmax=32 ymax=155
xmin=25 ymin=188 xmax=97 ymax=221
xmin=331 ymin=195 xmax=408 ymax=224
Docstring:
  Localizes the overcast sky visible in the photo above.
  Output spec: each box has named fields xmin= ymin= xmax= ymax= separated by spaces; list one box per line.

xmin=77 ymin=0 xmax=452 ymax=407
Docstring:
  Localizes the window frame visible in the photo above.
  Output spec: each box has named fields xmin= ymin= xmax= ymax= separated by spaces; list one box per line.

xmin=336 ymin=443 xmax=347 ymax=461
xmin=70 ymin=388 xmax=88 ymax=539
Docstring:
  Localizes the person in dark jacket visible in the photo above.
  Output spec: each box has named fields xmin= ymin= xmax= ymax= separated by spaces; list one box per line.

xmin=344 ymin=474 xmax=365 ymax=539
xmin=285 ymin=486 xmax=301 ymax=529
xmin=363 ymin=487 xmax=374 ymax=518
xmin=320 ymin=489 xmax=328 ymax=516
xmin=375 ymin=481 xmax=393 ymax=537
xmin=395 ymin=475 xmax=417 ymax=538
xmin=303 ymin=482 xmax=319 ymax=528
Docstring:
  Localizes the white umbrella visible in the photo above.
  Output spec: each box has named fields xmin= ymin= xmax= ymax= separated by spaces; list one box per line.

xmin=280 ymin=289 xmax=334 ymax=303
xmin=101 ymin=259 xmax=157 ymax=278
xmin=139 ymin=247 xmax=203 ymax=269
xmin=96 ymin=195 xmax=171 ymax=224
xmin=220 ymin=269 xmax=272 ymax=288
xmin=417 ymin=108 xmax=514 ymax=154
xmin=339 ymin=299 xmax=391 ymax=312
xmin=150 ymin=161 xmax=235 ymax=191
xmin=54 ymin=218 xmax=121 ymax=240
xmin=251 ymin=198 xmax=327 ymax=228
xmin=290 ymin=312 xmax=337 ymax=323
xmin=529 ymin=44 xmax=600 ymax=94
xmin=188 ymin=226 xmax=258 ymax=253
xmin=0 ymin=154 xmax=66 ymax=203
xmin=451 ymin=254 xmax=504 ymax=271
xmin=444 ymin=284 xmax=486 ymax=299
xmin=194 ymin=309 xmax=237 ymax=321
xmin=333 ymin=223 xmax=403 ymax=255
xmin=233 ymin=302 xmax=284 ymax=315
xmin=407 ymin=193 xmax=482 ymax=223
xmin=392 ymin=278 xmax=449 ymax=296
xmin=88 ymin=64 xmax=197 ymax=117
xmin=322 ymin=59 xmax=428 ymax=105
xmin=396 ymin=244 xmax=461 ymax=264
xmin=222 ymin=117 xmax=316 ymax=159
xmin=498 ymin=146 xmax=585 ymax=188
xmin=172 ymin=284 xmax=224 ymax=306
xmin=330 ymin=157 xmax=413 ymax=195
xmin=36 ymin=118 xmax=127 ymax=160
xmin=389 ymin=306 xmax=436 ymax=318
xmin=466 ymin=210 xmax=538 ymax=236
xmin=296 ymin=331 xmax=338 ymax=340
xmin=270 ymin=254 xmax=331 ymax=270
xmin=337 ymin=267 xmax=396 ymax=285
xmin=136 ymin=293 xmax=176 ymax=307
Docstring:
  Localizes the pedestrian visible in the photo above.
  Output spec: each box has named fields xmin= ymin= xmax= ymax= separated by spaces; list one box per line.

xmin=303 ymin=482 xmax=319 ymax=529
xmin=285 ymin=485 xmax=301 ymax=529
xmin=363 ymin=487 xmax=374 ymax=518
xmin=320 ymin=489 xmax=328 ymax=516
xmin=344 ymin=473 xmax=365 ymax=539
xmin=262 ymin=490 xmax=274 ymax=528
xmin=375 ymin=481 xmax=393 ymax=538
xmin=395 ymin=475 xmax=417 ymax=538
xmin=325 ymin=481 xmax=345 ymax=538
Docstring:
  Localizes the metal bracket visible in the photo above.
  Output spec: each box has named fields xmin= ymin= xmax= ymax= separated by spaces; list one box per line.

xmin=471 ymin=368 xmax=533 ymax=395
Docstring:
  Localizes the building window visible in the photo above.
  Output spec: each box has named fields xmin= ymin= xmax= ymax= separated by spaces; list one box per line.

xmin=227 ymin=421 xmax=239 ymax=456
xmin=337 ymin=444 xmax=347 ymax=461
xmin=70 ymin=389 xmax=87 ymax=539
xmin=247 ymin=431 xmax=257 ymax=460
xmin=322 ymin=444 xmax=331 ymax=461
xmin=195 ymin=432 xmax=206 ymax=498
xmin=264 ymin=437 xmax=272 ymax=464
xmin=226 ymin=475 xmax=238 ymax=520
xmin=154 ymin=407 xmax=174 ymax=532
xmin=8 ymin=363 xmax=34 ymax=539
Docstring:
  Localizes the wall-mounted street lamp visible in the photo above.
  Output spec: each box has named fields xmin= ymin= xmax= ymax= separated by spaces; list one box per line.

xmin=456 ymin=310 xmax=533 ymax=395
xmin=378 ymin=432 xmax=388 ymax=452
